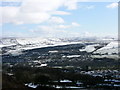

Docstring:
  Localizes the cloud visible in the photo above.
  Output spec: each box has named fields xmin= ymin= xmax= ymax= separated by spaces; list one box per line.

xmin=72 ymin=22 xmax=80 ymax=26
xmin=47 ymin=22 xmax=80 ymax=29
xmin=0 ymin=0 xmax=79 ymax=25
xmin=2 ymin=31 xmax=29 ymax=37
xmin=51 ymin=11 xmax=71 ymax=15
xmin=64 ymin=0 xmax=78 ymax=10
xmin=30 ymin=22 xmax=80 ymax=37
xmin=2 ymin=0 xmax=98 ymax=25
xmin=13 ymin=12 xmax=50 ymax=25
xmin=82 ymin=31 xmax=95 ymax=37
xmin=57 ymin=25 xmax=70 ymax=29
xmin=78 ymin=5 xmax=95 ymax=10
xmin=48 ymin=16 xmax=65 ymax=24
xmin=30 ymin=25 xmax=68 ymax=37
xmin=106 ymin=2 xmax=118 ymax=8
xmin=1 ymin=0 xmax=53 ymax=24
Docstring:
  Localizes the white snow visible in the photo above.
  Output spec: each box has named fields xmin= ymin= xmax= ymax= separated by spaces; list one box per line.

xmin=16 ymin=37 xmax=81 ymax=46
xmin=65 ymin=86 xmax=84 ymax=88
xmin=79 ymin=44 xmax=99 ymax=52
xmin=48 ymin=50 xmax=58 ymax=53
xmin=7 ymin=73 xmax=14 ymax=76
xmin=104 ymin=79 xmax=120 ymax=82
xmin=62 ymin=55 xmax=81 ymax=58
xmin=55 ymin=86 xmax=84 ymax=89
xmin=1 ymin=37 xmax=119 ymax=58
xmin=94 ymin=41 xmax=118 ymax=55
xmin=25 ymin=83 xmax=38 ymax=88
xmin=60 ymin=80 xmax=72 ymax=83
xmin=40 ymin=63 xmax=47 ymax=67
xmin=114 ymin=84 xmax=120 ymax=87
xmin=33 ymin=60 xmax=41 ymax=64
xmin=0 ymin=37 xmax=82 ymax=55
xmin=35 ymin=63 xmax=47 ymax=67
xmin=99 ymin=41 xmax=118 ymax=50
xmin=0 ymin=44 xmax=16 ymax=48
xmin=91 ymin=55 xmax=119 ymax=59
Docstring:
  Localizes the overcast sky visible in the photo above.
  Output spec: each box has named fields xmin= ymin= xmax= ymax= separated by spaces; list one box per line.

xmin=0 ymin=0 xmax=119 ymax=38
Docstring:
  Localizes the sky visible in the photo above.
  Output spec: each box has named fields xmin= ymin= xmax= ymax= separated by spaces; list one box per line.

xmin=0 ymin=0 xmax=119 ymax=38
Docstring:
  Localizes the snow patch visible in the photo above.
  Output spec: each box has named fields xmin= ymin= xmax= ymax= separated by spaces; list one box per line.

xmin=25 ymin=83 xmax=38 ymax=88
xmin=94 ymin=41 xmax=118 ymax=54
xmin=62 ymin=55 xmax=81 ymax=58
xmin=79 ymin=44 xmax=99 ymax=52
xmin=48 ymin=50 xmax=58 ymax=53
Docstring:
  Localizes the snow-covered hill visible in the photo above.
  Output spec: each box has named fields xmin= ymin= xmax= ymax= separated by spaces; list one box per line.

xmin=0 ymin=37 xmax=72 ymax=49
xmin=79 ymin=44 xmax=99 ymax=53
xmin=0 ymin=37 xmax=119 ymax=58
xmin=0 ymin=37 xmax=83 ymax=55
xmin=0 ymin=37 xmax=82 ymax=47
xmin=0 ymin=38 xmax=18 ymax=47
xmin=94 ymin=41 xmax=118 ymax=55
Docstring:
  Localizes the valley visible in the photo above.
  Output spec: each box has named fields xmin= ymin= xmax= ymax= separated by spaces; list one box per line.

xmin=1 ymin=37 xmax=120 ymax=90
